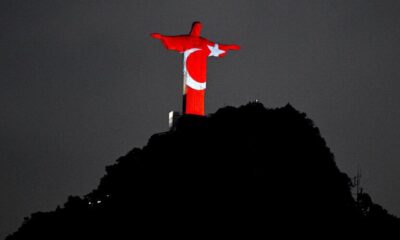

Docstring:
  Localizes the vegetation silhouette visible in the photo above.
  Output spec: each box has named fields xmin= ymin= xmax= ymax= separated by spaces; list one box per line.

xmin=7 ymin=102 xmax=399 ymax=238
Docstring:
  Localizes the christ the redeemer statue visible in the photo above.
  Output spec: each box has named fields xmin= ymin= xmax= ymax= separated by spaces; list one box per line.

xmin=151 ymin=22 xmax=240 ymax=116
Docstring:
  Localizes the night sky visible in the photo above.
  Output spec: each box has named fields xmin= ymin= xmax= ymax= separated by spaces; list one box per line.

xmin=1 ymin=0 xmax=400 ymax=237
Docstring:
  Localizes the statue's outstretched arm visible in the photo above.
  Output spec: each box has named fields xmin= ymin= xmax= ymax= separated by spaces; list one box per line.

xmin=210 ymin=43 xmax=240 ymax=57
xmin=219 ymin=44 xmax=240 ymax=51
xmin=150 ymin=33 xmax=187 ymax=52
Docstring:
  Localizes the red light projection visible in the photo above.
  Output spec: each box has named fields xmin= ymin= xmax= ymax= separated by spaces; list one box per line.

xmin=151 ymin=22 xmax=240 ymax=116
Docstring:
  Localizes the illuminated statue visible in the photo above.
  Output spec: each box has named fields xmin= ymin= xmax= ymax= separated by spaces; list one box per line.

xmin=151 ymin=22 xmax=240 ymax=116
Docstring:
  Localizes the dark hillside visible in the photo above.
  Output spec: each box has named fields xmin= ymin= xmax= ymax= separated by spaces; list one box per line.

xmin=7 ymin=102 xmax=399 ymax=239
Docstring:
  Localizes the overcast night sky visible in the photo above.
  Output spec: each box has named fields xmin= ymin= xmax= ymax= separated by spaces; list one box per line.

xmin=1 ymin=0 xmax=400 ymax=237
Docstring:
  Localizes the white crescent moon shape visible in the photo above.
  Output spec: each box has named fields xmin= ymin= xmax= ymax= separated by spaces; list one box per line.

xmin=183 ymin=48 xmax=206 ymax=91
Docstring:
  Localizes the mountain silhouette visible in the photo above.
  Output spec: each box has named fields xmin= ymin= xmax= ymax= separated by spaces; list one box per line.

xmin=7 ymin=102 xmax=399 ymax=239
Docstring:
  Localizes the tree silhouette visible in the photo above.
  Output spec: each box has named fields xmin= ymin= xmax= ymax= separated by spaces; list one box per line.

xmin=7 ymin=102 xmax=399 ymax=239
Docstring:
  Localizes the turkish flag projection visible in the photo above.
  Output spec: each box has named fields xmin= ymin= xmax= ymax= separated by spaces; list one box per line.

xmin=151 ymin=22 xmax=240 ymax=116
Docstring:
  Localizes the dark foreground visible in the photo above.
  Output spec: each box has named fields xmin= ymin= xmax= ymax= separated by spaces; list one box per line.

xmin=7 ymin=102 xmax=399 ymax=239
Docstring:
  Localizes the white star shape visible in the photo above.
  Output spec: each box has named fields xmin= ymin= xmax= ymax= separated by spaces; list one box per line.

xmin=208 ymin=43 xmax=225 ymax=57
